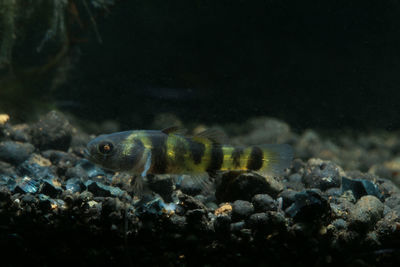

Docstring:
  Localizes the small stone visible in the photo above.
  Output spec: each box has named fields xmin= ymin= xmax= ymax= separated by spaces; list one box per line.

xmin=9 ymin=124 xmax=31 ymax=142
xmin=285 ymin=189 xmax=330 ymax=221
xmin=178 ymin=175 xmax=203 ymax=196
xmin=38 ymin=194 xmax=52 ymax=211
xmin=384 ymin=194 xmax=400 ymax=209
xmin=232 ymin=200 xmax=254 ymax=221
xmin=216 ymin=171 xmax=284 ymax=202
xmin=65 ymin=177 xmax=86 ymax=193
xmin=39 ymin=179 xmax=63 ymax=198
xmin=12 ymin=177 xmax=40 ymax=194
xmin=214 ymin=203 xmax=232 ymax=216
xmin=341 ymin=176 xmax=383 ymax=200
xmin=85 ymin=180 xmax=124 ymax=197
xmin=278 ymin=189 xmax=298 ymax=210
xmin=168 ymin=214 xmax=187 ymax=232
xmin=252 ymin=194 xmax=276 ymax=212
xmin=230 ymin=221 xmax=246 ymax=232
xmin=21 ymin=194 xmax=38 ymax=204
xmin=349 ymin=195 xmax=384 ymax=231
xmin=0 ymin=141 xmax=35 ymax=165
xmin=247 ymin=212 xmax=269 ymax=229
xmin=178 ymin=194 xmax=207 ymax=211
xmin=214 ymin=214 xmax=231 ymax=233
xmin=17 ymin=161 xmax=57 ymax=181
xmin=247 ymin=211 xmax=287 ymax=234
xmin=332 ymin=219 xmax=347 ymax=230
xmin=42 ymin=150 xmax=77 ymax=170
xmin=31 ymin=111 xmax=73 ymax=151
xmin=0 ymin=174 xmax=16 ymax=189
xmin=302 ymin=159 xmax=343 ymax=190
xmin=0 ymin=161 xmax=15 ymax=176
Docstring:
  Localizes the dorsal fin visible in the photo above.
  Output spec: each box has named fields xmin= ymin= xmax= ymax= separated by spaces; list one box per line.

xmin=194 ymin=128 xmax=228 ymax=144
xmin=161 ymin=126 xmax=187 ymax=135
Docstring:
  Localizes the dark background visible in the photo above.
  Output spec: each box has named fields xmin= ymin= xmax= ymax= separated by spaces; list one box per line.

xmin=57 ymin=0 xmax=400 ymax=131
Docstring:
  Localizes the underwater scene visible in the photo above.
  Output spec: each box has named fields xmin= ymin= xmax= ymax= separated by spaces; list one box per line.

xmin=2 ymin=0 xmax=400 ymax=266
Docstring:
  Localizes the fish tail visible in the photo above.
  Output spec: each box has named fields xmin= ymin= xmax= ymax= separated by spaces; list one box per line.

xmin=221 ymin=143 xmax=293 ymax=175
xmin=255 ymin=144 xmax=293 ymax=176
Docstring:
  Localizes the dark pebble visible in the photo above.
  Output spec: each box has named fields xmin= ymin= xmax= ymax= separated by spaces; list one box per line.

xmin=349 ymin=195 xmax=384 ymax=231
xmin=178 ymin=176 xmax=203 ymax=196
xmin=21 ymin=194 xmax=38 ymax=205
xmin=332 ymin=218 xmax=347 ymax=230
xmin=302 ymin=159 xmax=342 ymax=190
xmin=85 ymin=180 xmax=124 ymax=198
xmin=232 ymin=200 xmax=254 ymax=221
xmin=0 ymin=174 xmax=16 ymax=189
xmin=384 ymin=194 xmax=400 ymax=209
xmin=214 ymin=214 xmax=231 ymax=233
xmin=65 ymin=165 xmax=89 ymax=180
xmin=168 ymin=214 xmax=187 ymax=232
xmin=285 ymin=189 xmax=330 ymax=222
xmin=9 ymin=124 xmax=31 ymax=142
xmin=216 ymin=171 xmax=284 ymax=202
xmin=65 ymin=177 xmax=86 ymax=193
xmin=39 ymin=179 xmax=63 ymax=198
xmin=31 ymin=111 xmax=73 ymax=151
xmin=179 ymin=194 xmax=207 ymax=211
xmin=42 ymin=150 xmax=77 ymax=170
xmin=278 ymin=189 xmax=298 ymax=210
xmin=230 ymin=221 xmax=246 ymax=232
xmin=247 ymin=211 xmax=286 ymax=234
xmin=341 ymin=176 xmax=383 ymax=200
xmin=252 ymin=194 xmax=276 ymax=212
xmin=0 ymin=161 xmax=16 ymax=175
xmin=247 ymin=212 xmax=269 ymax=229
xmin=0 ymin=141 xmax=34 ymax=165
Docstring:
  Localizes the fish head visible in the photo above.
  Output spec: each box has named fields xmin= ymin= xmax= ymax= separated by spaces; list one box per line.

xmin=85 ymin=131 xmax=144 ymax=172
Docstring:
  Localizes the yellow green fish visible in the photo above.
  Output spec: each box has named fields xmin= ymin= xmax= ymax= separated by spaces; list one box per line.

xmin=85 ymin=126 xmax=293 ymax=193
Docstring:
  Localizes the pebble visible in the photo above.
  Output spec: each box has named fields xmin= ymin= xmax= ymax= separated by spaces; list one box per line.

xmin=216 ymin=171 xmax=284 ymax=202
xmin=30 ymin=110 xmax=73 ymax=151
xmin=0 ymin=141 xmax=35 ymax=165
xmin=341 ymin=176 xmax=382 ymax=200
xmin=251 ymin=194 xmax=276 ymax=212
xmin=302 ymin=159 xmax=342 ymax=190
xmin=232 ymin=200 xmax=254 ymax=221
xmin=285 ymin=189 xmax=330 ymax=221
xmin=85 ymin=180 xmax=124 ymax=198
xmin=39 ymin=179 xmax=63 ymax=198
xmin=349 ymin=195 xmax=384 ymax=231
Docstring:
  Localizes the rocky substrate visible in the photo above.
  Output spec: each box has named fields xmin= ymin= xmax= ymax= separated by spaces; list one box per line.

xmin=1 ymin=111 xmax=400 ymax=266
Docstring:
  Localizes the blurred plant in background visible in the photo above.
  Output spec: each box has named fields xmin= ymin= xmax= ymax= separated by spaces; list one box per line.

xmin=0 ymin=0 xmax=114 ymax=120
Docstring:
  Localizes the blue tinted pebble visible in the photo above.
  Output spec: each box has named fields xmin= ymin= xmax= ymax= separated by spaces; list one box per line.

xmin=17 ymin=162 xmax=56 ymax=181
xmin=66 ymin=177 xmax=86 ymax=193
xmin=12 ymin=177 xmax=39 ymax=194
xmin=341 ymin=176 xmax=383 ymax=201
xmin=85 ymin=180 xmax=124 ymax=197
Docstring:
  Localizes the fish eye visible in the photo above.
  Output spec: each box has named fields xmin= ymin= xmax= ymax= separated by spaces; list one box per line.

xmin=98 ymin=141 xmax=114 ymax=155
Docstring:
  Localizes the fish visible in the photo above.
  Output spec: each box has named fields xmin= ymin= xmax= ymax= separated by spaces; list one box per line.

xmin=84 ymin=126 xmax=293 ymax=195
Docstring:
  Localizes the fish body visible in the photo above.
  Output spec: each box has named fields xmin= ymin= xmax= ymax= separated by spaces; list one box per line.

xmin=85 ymin=127 xmax=293 ymax=193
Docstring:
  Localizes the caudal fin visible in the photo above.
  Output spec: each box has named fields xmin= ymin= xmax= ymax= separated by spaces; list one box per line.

xmin=257 ymin=144 xmax=293 ymax=176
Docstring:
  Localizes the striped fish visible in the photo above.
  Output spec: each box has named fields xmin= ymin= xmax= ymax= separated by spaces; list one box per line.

xmin=84 ymin=127 xmax=293 ymax=194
